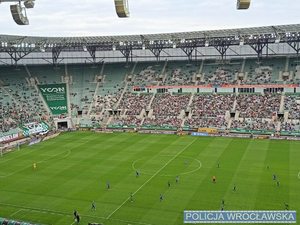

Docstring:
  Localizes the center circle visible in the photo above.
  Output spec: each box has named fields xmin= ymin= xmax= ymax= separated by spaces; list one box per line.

xmin=132 ymin=155 xmax=202 ymax=177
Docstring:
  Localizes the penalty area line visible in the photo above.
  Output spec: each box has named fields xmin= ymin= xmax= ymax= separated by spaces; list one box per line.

xmin=106 ymin=138 xmax=197 ymax=220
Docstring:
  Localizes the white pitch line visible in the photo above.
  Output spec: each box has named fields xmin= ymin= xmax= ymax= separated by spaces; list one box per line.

xmin=0 ymin=202 xmax=71 ymax=216
xmin=106 ymin=138 xmax=197 ymax=219
xmin=0 ymin=150 xmax=71 ymax=178
xmin=298 ymin=171 xmax=300 ymax=179
xmin=132 ymin=156 xmax=202 ymax=177
xmin=0 ymin=136 xmax=94 ymax=178
xmin=9 ymin=209 xmax=23 ymax=217
xmin=111 ymin=217 xmax=154 ymax=225
xmin=0 ymin=148 xmax=34 ymax=164
xmin=0 ymin=202 xmax=153 ymax=225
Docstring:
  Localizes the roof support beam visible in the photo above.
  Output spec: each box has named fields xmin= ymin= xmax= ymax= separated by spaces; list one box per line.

xmin=181 ymin=46 xmax=195 ymax=61
xmin=119 ymin=46 xmax=132 ymax=63
xmin=228 ymin=46 xmax=241 ymax=56
xmin=5 ymin=48 xmax=33 ymax=65
xmin=287 ymin=41 xmax=300 ymax=55
xmin=52 ymin=47 xmax=63 ymax=65
xmin=149 ymin=46 xmax=164 ymax=61
xmin=249 ymin=42 xmax=266 ymax=58
xmin=87 ymin=46 xmax=97 ymax=63
xmin=214 ymin=44 xmax=230 ymax=59
xmin=266 ymin=43 xmax=277 ymax=56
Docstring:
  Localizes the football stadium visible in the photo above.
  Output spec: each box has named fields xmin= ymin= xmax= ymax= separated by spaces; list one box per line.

xmin=0 ymin=0 xmax=300 ymax=225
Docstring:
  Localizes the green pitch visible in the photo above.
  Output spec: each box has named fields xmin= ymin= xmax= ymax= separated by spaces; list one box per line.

xmin=0 ymin=132 xmax=299 ymax=225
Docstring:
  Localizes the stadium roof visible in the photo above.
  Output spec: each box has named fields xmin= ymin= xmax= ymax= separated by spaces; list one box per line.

xmin=1 ymin=24 xmax=300 ymax=45
xmin=1 ymin=24 xmax=300 ymax=65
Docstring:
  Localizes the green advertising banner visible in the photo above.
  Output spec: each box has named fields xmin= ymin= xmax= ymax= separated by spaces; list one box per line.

xmin=21 ymin=121 xmax=49 ymax=137
xmin=38 ymin=83 xmax=68 ymax=115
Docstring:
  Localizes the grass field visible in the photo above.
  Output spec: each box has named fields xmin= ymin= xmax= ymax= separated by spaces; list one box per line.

xmin=0 ymin=131 xmax=299 ymax=225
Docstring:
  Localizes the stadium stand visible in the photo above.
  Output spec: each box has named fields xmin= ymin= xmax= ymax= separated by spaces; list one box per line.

xmin=231 ymin=118 xmax=277 ymax=131
xmin=129 ymin=62 xmax=164 ymax=86
xmin=0 ymin=66 xmax=50 ymax=132
xmin=201 ymin=60 xmax=240 ymax=85
xmin=163 ymin=61 xmax=198 ymax=85
xmin=185 ymin=117 xmax=228 ymax=130
xmin=0 ymin=217 xmax=39 ymax=225
xmin=140 ymin=93 xmax=190 ymax=129
xmin=118 ymin=93 xmax=152 ymax=116
xmin=235 ymin=93 xmax=281 ymax=119
xmin=185 ymin=94 xmax=234 ymax=129
xmin=284 ymin=95 xmax=300 ymax=119
xmin=0 ymin=56 xmax=300 ymax=134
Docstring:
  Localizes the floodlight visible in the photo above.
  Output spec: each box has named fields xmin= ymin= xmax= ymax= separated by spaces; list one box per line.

xmin=40 ymin=46 xmax=45 ymax=52
xmin=237 ymin=0 xmax=251 ymax=9
xmin=24 ymin=0 xmax=34 ymax=8
xmin=239 ymin=38 xmax=244 ymax=46
xmin=275 ymin=36 xmax=281 ymax=44
xmin=1 ymin=0 xmax=35 ymax=25
xmin=114 ymin=0 xmax=130 ymax=18
xmin=10 ymin=4 xmax=29 ymax=25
